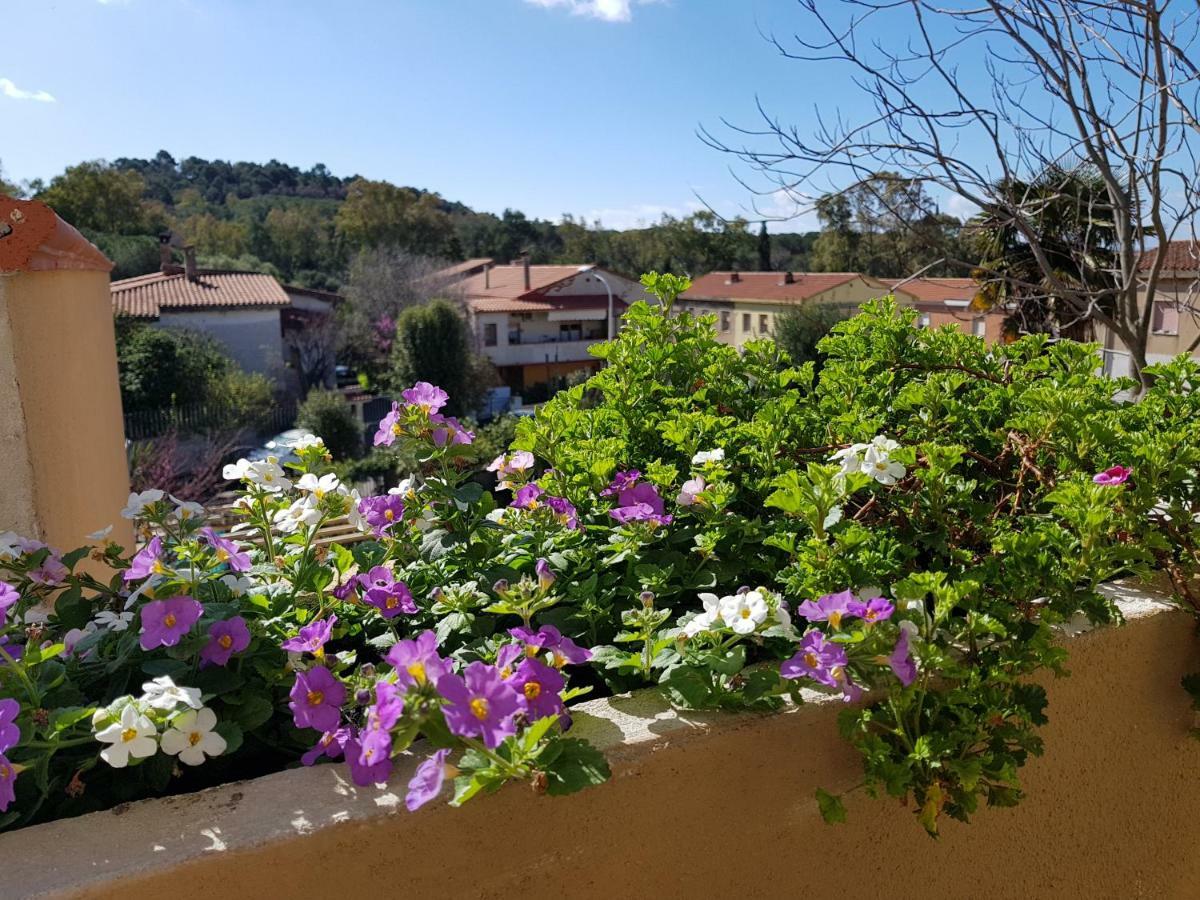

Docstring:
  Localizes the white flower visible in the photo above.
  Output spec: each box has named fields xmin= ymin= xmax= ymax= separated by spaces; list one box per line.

xmin=160 ymin=707 xmax=227 ymax=766
xmin=691 ymin=448 xmax=725 ymax=466
xmin=830 ymin=443 xmax=868 ymax=475
xmin=389 ymin=475 xmax=421 ymax=499
xmin=684 ymin=593 xmax=724 ymax=637
xmin=121 ymin=489 xmax=165 ymax=520
xmin=95 ymin=704 xmax=158 ymax=768
xmin=93 ymin=610 xmax=134 ymax=632
xmin=170 ymin=496 xmax=206 ymax=522
xmin=485 ymin=508 xmax=508 ymax=524
xmin=140 ymin=676 xmax=203 ymax=711
xmin=719 ymin=590 xmax=769 ymax=635
xmin=220 ymin=573 xmax=254 ymax=596
xmin=245 ymin=458 xmax=292 ymax=492
xmin=297 ymin=472 xmax=344 ymax=500
xmin=870 ymin=435 xmax=900 ymax=454
xmin=87 ymin=524 xmax=114 ymax=541
xmin=347 ymin=488 xmax=368 ymax=532
xmin=274 ymin=495 xmax=321 ymax=534
xmin=863 ymin=445 xmax=906 ymax=486
xmin=293 ymin=434 xmax=325 ymax=451
xmin=223 ymin=458 xmax=251 ymax=480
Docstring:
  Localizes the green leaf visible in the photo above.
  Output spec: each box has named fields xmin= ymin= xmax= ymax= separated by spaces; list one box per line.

xmin=51 ymin=706 xmax=95 ymax=733
xmin=53 ymin=586 xmax=90 ymax=630
xmin=232 ymin=694 xmax=275 ymax=732
xmin=662 ymin=666 xmax=714 ymax=709
xmin=214 ymin=721 xmax=244 ymax=755
xmin=815 ymin=788 xmax=847 ymax=825
xmin=540 ymin=738 xmax=610 ymax=796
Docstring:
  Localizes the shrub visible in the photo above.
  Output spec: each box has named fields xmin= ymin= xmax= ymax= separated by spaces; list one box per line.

xmin=389 ymin=300 xmax=491 ymax=416
xmin=116 ymin=324 xmax=231 ymax=411
xmin=297 ymin=390 xmax=361 ymax=460
xmin=773 ymin=301 xmax=857 ymax=367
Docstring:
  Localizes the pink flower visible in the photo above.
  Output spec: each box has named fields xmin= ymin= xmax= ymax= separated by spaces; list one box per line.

xmin=200 ymin=617 xmax=251 ymax=667
xmin=402 ymin=382 xmax=449 ymax=414
xmin=139 ymin=596 xmax=203 ymax=651
xmin=1093 ymin=465 xmax=1132 ymax=486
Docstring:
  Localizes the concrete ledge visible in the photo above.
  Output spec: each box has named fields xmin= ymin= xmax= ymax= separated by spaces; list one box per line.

xmin=4 ymin=582 xmax=1199 ymax=899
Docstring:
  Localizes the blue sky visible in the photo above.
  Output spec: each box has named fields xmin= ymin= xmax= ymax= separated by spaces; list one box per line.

xmin=2 ymin=0 xmax=970 ymax=229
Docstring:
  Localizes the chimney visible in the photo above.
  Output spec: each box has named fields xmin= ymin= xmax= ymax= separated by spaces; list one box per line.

xmin=484 ymin=263 xmax=491 ymax=290
xmin=183 ymin=246 xmax=198 ymax=281
xmin=781 ymin=271 xmax=795 ymax=285
xmin=728 ymin=270 xmax=740 ymax=284
xmin=522 ymin=256 xmax=531 ymax=291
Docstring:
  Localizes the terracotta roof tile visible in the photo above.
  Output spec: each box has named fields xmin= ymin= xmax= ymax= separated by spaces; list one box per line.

xmin=432 ymin=258 xmax=495 ymax=280
xmin=681 ymin=271 xmax=868 ymax=303
xmin=1138 ymin=241 xmax=1200 ymax=272
xmin=459 ymin=264 xmax=587 ymax=300
xmin=111 ymin=270 xmax=290 ymax=319
xmin=470 ymin=296 xmax=627 ymax=315
xmin=883 ymin=277 xmax=978 ymax=303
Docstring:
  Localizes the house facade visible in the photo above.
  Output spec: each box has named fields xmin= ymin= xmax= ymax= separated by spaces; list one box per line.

xmin=884 ymin=277 xmax=1009 ymax=343
xmin=441 ymin=259 xmax=644 ymax=392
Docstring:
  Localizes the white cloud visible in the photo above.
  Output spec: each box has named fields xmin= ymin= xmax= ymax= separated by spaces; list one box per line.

xmin=944 ymin=193 xmax=979 ymax=222
xmin=524 ymin=0 xmax=661 ymax=24
xmin=0 ymin=78 xmax=55 ymax=103
xmin=578 ymin=200 xmax=704 ymax=230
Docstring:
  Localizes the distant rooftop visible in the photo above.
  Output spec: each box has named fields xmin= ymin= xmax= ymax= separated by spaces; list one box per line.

xmin=883 ymin=277 xmax=978 ymax=304
xmin=110 ymin=270 xmax=290 ymax=319
xmin=681 ymin=271 xmax=868 ymax=303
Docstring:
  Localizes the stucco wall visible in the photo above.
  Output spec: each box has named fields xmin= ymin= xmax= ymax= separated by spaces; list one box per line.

xmin=156 ymin=308 xmax=284 ymax=378
xmin=0 ymin=269 xmax=132 ymax=549
xmin=5 ymin=582 xmax=1198 ymax=900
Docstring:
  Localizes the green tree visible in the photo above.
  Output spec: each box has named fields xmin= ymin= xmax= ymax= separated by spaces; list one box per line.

xmin=36 ymin=161 xmax=161 ymax=234
xmin=336 ymin=178 xmax=456 ymax=256
xmin=297 ymin=389 xmax=362 ymax=460
xmin=389 ymin=300 xmax=492 ymax=416
xmin=116 ymin=324 xmax=232 ymax=410
xmin=773 ymin=302 xmax=857 ymax=367
xmin=0 ymin=160 xmax=22 ymax=198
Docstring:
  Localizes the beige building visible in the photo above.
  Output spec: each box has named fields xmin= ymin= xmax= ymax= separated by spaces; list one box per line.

xmin=884 ymin=277 xmax=1010 ymax=343
xmin=680 ymin=271 xmax=903 ymax=345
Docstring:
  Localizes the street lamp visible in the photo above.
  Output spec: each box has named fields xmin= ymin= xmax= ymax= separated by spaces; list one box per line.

xmin=577 ymin=264 xmax=614 ymax=341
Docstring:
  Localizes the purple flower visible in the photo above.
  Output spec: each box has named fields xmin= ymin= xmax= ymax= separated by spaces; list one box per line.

xmin=1093 ymin=465 xmax=1132 ymax=486
xmin=609 ymin=482 xmax=672 ymax=526
xmin=199 ymin=617 xmax=251 ymax=667
xmin=495 ymin=642 xmax=524 ymax=678
xmin=27 ymin=554 xmax=68 ymax=587
xmin=0 ymin=754 xmax=16 ymax=812
xmin=677 ymin=476 xmax=705 ymax=507
xmin=358 ymin=495 xmax=405 ymax=537
xmin=796 ymin=589 xmax=857 ymax=629
xmin=402 ymin=381 xmax=449 ymax=414
xmin=406 ymin=748 xmax=450 ymax=811
xmin=535 ymin=558 xmax=556 ymax=592
xmin=124 ymin=536 xmax=165 ymax=582
xmin=301 ymin=727 xmax=350 ymax=767
xmin=848 ymin=596 xmax=894 ymax=625
xmin=281 ymin=614 xmax=338 ymax=655
xmin=437 ymin=661 xmax=522 ymax=749
xmin=487 ymin=451 xmax=535 ymax=488
xmin=0 ymin=582 xmax=17 ymax=627
xmin=358 ymin=566 xmax=417 ymax=618
xmin=344 ymin=730 xmax=393 ymax=786
xmin=289 ymin=666 xmax=345 ymax=733
xmin=359 ymin=684 xmax=403 ymax=769
xmin=429 ymin=414 xmax=474 ymax=447
xmin=509 ymin=624 xmax=592 ymax=666
xmin=200 ymin=528 xmax=252 ymax=573
xmin=0 ymin=637 xmax=23 ymax=665
xmin=374 ymin=401 xmax=403 ymax=447
xmin=781 ymin=630 xmax=848 ymax=688
xmin=385 ymin=630 xmax=447 ymax=690
xmin=544 ymin=495 xmax=579 ymax=529
xmin=139 ymin=596 xmax=203 ymax=651
xmin=889 ymin=626 xmax=918 ymax=687
xmin=0 ymin=698 xmax=19 ymax=753
xmin=601 ymin=470 xmax=641 ymax=497
xmin=510 ymin=484 xmax=544 ymax=510
xmin=509 ymin=657 xmax=566 ymax=721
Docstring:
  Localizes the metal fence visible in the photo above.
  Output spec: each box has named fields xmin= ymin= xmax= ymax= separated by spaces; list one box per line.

xmin=124 ymin=399 xmax=298 ymax=441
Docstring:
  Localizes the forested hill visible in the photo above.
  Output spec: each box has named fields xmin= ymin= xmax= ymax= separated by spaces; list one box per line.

xmin=3 ymin=151 xmax=963 ymax=289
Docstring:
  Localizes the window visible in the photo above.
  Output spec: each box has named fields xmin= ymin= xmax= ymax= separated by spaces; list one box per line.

xmin=508 ymin=322 xmax=523 ymax=344
xmin=972 ymin=316 xmax=987 ymax=338
xmin=483 ymin=323 xmax=498 ymax=347
xmin=759 ymin=314 xmax=769 ymax=334
xmin=742 ymin=313 xmax=751 ymax=333
xmin=720 ymin=311 xmax=731 ymax=332
xmin=1153 ymin=301 xmax=1180 ymax=335
xmin=917 ymin=313 xmax=932 ymax=329
xmin=559 ymin=322 xmax=583 ymax=342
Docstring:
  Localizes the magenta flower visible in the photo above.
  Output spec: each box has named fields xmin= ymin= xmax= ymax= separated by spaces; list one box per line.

xmin=535 ymin=558 xmax=556 ymax=592
xmin=0 ymin=582 xmax=17 ymax=627
xmin=199 ymin=617 xmax=251 ymax=667
xmin=358 ymin=494 xmax=405 ymax=537
xmin=139 ymin=596 xmax=203 ymax=651
xmin=374 ymin=402 xmax=402 ymax=447
xmin=848 ymin=596 xmax=894 ymax=624
xmin=437 ymin=661 xmax=522 ymax=749
xmin=509 ymin=657 xmax=566 ymax=721
xmin=509 ymin=624 xmax=592 ymax=666
xmin=495 ymin=642 xmax=524 ymax=678
xmin=200 ymin=528 xmax=252 ymax=573
xmin=781 ymin=630 xmax=848 ymax=688
xmin=281 ymin=614 xmax=337 ymax=655
xmin=27 ymin=554 xmax=67 ymax=587
xmin=0 ymin=698 xmax=19 ymax=753
xmin=344 ymin=729 xmax=393 ymax=786
xmin=544 ymin=495 xmax=579 ymax=529
xmin=385 ymin=630 xmax=448 ymax=690
xmin=0 ymin=754 xmax=16 ymax=812
xmin=358 ymin=566 xmax=417 ymax=618
xmin=402 ymin=381 xmax=449 ymax=414
xmin=609 ymin=482 xmax=672 ymax=526
xmin=124 ymin=536 xmax=165 ymax=582
xmin=406 ymin=748 xmax=450 ymax=811
xmin=359 ymin=682 xmax=404 ymax=768
xmin=0 ymin=637 xmax=22 ymax=665
xmin=289 ymin=666 xmax=345 ymax=732
xmin=796 ymin=589 xmax=857 ymax=629
xmin=889 ymin=627 xmax=918 ymax=686
xmin=301 ymin=727 xmax=350 ymax=767
xmin=1093 ymin=465 xmax=1132 ymax=486
xmin=429 ymin=414 xmax=475 ymax=447
xmin=601 ymin=469 xmax=642 ymax=497
xmin=510 ymin=483 xmax=544 ymax=510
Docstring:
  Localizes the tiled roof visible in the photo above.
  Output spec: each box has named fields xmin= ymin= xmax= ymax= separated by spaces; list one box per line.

xmin=282 ymin=284 xmax=344 ymax=304
xmin=1138 ymin=241 xmax=1200 ymax=272
xmin=111 ymin=270 xmax=290 ymax=319
xmin=432 ymin=258 xmax=495 ymax=280
xmin=681 ymin=271 xmax=865 ymax=303
xmin=460 ymin=264 xmax=586 ymax=300
xmin=883 ymin=277 xmax=978 ymax=303
xmin=471 ymin=296 xmax=628 ymax=315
